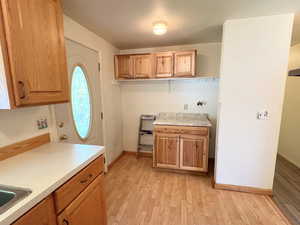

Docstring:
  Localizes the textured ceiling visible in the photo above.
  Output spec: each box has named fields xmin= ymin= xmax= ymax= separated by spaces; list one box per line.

xmin=62 ymin=0 xmax=300 ymax=49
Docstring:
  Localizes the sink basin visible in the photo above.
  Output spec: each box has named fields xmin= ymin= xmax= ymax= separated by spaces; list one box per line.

xmin=0 ymin=185 xmax=31 ymax=215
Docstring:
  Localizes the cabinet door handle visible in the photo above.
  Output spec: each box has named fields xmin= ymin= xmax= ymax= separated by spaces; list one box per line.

xmin=18 ymin=81 xmax=26 ymax=99
xmin=63 ymin=219 xmax=69 ymax=225
xmin=80 ymin=173 xmax=93 ymax=184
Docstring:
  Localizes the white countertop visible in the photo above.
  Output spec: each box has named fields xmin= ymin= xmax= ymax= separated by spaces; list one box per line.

xmin=153 ymin=112 xmax=212 ymax=127
xmin=0 ymin=142 xmax=105 ymax=225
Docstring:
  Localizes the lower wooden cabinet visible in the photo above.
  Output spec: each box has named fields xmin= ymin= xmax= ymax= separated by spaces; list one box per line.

xmin=180 ymin=135 xmax=208 ymax=171
xmin=13 ymin=196 xmax=57 ymax=225
xmin=154 ymin=126 xmax=209 ymax=173
xmin=12 ymin=155 xmax=107 ymax=225
xmin=155 ymin=133 xmax=180 ymax=169
xmin=57 ymin=174 xmax=107 ymax=225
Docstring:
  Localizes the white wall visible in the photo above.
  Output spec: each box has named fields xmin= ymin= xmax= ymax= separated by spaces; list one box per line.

xmin=278 ymin=44 xmax=300 ymax=167
xmin=215 ymin=14 xmax=294 ymax=189
xmin=61 ymin=16 xmax=123 ymax=164
xmin=0 ymin=106 xmax=52 ymax=147
xmin=120 ymin=43 xmax=221 ymax=157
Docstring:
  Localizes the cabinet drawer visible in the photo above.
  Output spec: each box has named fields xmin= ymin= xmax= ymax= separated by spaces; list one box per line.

xmin=154 ymin=126 xmax=181 ymax=134
xmin=54 ymin=155 xmax=104 ymax=214
xmin=154 ymin=126 xmax=209 ymax=136
xmin=180 ymin=127 xmax=209 ymax=136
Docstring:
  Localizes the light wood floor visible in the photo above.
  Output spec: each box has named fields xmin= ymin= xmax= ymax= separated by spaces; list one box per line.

xmin=105 ymin=154 xmax=290 ymax=225
xmin=273 ymin=155 xmax=300 ymax=225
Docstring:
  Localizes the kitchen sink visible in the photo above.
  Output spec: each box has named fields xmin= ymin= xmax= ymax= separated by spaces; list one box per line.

xmin=0 ymin=185 xmax=31 ymax=215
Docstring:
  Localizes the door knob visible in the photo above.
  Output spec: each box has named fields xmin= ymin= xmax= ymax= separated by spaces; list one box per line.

xmin=58 ymin=122 xmax=64 ymax=128
xmin=59 ymin=134 xmax=68 ymax=141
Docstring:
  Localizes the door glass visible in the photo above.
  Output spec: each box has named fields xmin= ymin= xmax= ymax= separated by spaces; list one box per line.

xmin=71 ymin=66 xmax=91 ymax=139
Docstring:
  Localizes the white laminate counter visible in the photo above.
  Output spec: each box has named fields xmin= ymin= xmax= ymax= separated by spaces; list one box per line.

xmin=153 ymin=112 xmax=212 ymax=127
xmin=0 ymin=142 xmax=105 ymax=225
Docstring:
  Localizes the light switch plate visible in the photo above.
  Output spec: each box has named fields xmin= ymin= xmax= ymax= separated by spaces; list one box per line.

xmin=257 ymin=110 xmax=269 ymax=120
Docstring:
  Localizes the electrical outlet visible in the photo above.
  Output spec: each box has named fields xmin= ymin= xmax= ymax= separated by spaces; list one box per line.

xmin=37 ymin=118 xmax=48 ymax=130
xmin=184 ymin=104 xmax=189 ymax=111
xmin=257 ymin=110 xmax=269 ymax=120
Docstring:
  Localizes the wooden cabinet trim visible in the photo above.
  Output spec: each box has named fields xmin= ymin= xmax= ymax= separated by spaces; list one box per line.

xmin=54 ymin=155 xmax=104 ymax=214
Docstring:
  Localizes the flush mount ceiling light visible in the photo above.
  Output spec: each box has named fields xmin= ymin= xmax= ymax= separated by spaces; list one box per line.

xmin=153 ymin=21 xmax=167 ymax=35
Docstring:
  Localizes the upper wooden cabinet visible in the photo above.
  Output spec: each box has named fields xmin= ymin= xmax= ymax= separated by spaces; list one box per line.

xmin=0 ymin=0 xmax=69 ymax=109
xmin=153 ymin=52 xmax=173 ymax=78
xmin=132 ymin=54 xmax=152 ymax=78
xmin=174 ymin=50 xmax=196 ymax=77
xmin=114 ymin=50 xmax=196 ymax=80
xmin=114 ymin=55 xmax=133 ymax=79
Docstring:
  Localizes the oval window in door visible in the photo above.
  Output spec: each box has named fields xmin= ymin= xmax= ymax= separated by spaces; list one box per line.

xmin=71 ymin=65 xmax=92 ymax=140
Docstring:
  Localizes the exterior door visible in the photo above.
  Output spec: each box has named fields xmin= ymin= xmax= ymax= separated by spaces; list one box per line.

xmin=155 ymin=133 xmax=180 ymax=169
xmin=180 ymin=135 xmax=208 ymax=171
xmin=54 ymin=39 xmax=103 ymax=145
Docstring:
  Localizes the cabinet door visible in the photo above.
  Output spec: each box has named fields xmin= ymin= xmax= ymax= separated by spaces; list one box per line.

xmin=132 ymin=55 xmax=152 ymax=78
xmin=153 ymin=52 xmax=173 ymax=78
xmin=155 ymin=133 xmax=180 ymax=169
xmin=174 ymin=50 xmax=196 ymax=77
xmin=114 ymin=55 xmax=133 ymax=79
xmin=13 ymin=196 xmax=57 ymax=225
xmin=58 ymin=174 xmax=107 ymax=225
xmin=180 ymin=135 xmax=208 ymax=172
xmin=0 ymin=0 xmax=69 ymax=106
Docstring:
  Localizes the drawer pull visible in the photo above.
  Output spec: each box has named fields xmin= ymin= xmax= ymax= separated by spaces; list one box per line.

xmin=18 ymin=81 xmax=26 ymax=99
xmin=80 ymin=174 xmax=93 ymax=184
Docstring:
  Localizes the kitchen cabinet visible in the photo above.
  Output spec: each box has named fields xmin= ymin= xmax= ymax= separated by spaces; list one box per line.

xmin=0 ymin=0 xmax=69 ymax=109
xmin=57 ymin=175 xmax=107 ymax=225
xmin=12 ymin=155 xmax=107 ymax=225
xmin=155 ymin=133 xmax=180 ymax=169
xmin=153 ymin=52 xmax=173 ymax=78
xmin=180 ymin=135 xmax=208 ymax=171
xmin=114 ymin=50 xmax=196 ymax=80
xmin=13 ymin=196 xmax=57 ymax=225
xmin=132 ymin=54 xmax=152 ymax=78
xmin=114 ymin=55 xmax=133 ymax=79
xmin=174 ymin=50 xmax=196 ymax=77
xmin=154 ymin=125 xmax=209 ymax=173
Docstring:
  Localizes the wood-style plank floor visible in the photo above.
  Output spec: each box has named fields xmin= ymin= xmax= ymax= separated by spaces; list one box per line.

xmin=273 ymin=155 xmax=300 ymax=225
xmin=105 ymin=154 xmax=290 ymax=225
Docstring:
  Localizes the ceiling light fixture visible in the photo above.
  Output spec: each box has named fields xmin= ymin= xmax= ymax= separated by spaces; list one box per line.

xmin=153 ymin=21 xmax=167 ymax=35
